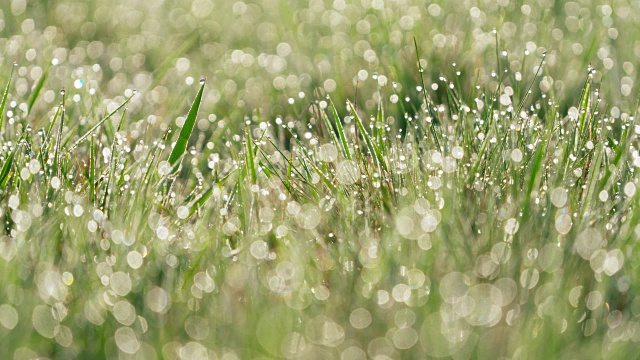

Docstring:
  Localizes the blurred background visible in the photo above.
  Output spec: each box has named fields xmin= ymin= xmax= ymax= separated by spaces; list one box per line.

xmin=1 ymin=0 xmax=639 ymax=131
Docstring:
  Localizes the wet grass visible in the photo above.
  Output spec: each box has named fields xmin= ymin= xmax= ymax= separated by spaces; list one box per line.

xmin=1 ymin=0 xmax=640 ymax=359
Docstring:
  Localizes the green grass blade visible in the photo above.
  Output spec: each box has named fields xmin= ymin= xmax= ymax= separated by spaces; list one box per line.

xmin=245 ymin=124 xmax=257 ymax=184
xmin=0 ymin=145 xmax=16 ymax=187
xmin=348 ymin=100 xmax=386 ymax=172
xmin=521 ymin=140 xmax=546 ymax=221
xmin=43 ymin=104 xmax=63 ymax=172
xmin=579 ymin=143 xmax=602 ymax=222
xmin=89 ymin=135 xmax=96 ymax=204
xmin=376 ymin=94 xmax=385 ymax=153
xmin=413 ymin=37 xmax=443 ymax=153
xmin=68 ymin=94 xmax=134 ymax=152
xmin=320 ymin=108 xmax=341 ymax=150
xmin=573 ymin=73 xmax=591 ymax=154
xmin=53 ymin=103 xmax=66 ymax=178
xmin=182 ymin=169 xmax=237 ymax=221
xmin=328 ymin=97 xmax=352 ymax=161
xmin=515 ymin=52 xmax=547 ymax=118
xmin=27 ymin=63 xmax=50 ymax=113
xmin=0 ymin=64 xmax=16 ymax=135
xmin=168 ymin=79 xmax=205 ymax=167
xmin=101 ymin=109 xmax=127 ymax=210
xmin=285 ymin=152 xmax=293 ymax=193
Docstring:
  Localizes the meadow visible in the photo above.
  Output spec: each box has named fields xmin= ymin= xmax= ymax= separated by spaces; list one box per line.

xmin=1 ymin=0 xmax=640 ymax=358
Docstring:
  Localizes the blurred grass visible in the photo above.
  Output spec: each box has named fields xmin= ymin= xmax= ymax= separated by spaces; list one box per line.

xmin=0 ymin=0 xmax=640 ymax=359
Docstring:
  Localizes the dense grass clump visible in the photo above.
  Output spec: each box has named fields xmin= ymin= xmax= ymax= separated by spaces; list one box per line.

xmin=1 ymin=0 xmax=640 ymax=359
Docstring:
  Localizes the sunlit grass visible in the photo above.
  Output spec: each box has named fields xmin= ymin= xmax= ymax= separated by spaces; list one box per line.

xmin=1 ymin=0 xmax=640 ymax=359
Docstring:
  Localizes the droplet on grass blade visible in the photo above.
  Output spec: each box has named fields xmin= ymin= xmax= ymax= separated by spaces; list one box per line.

xmin=599 ymin=190 xmax=608 ymax=202
xmin=177 ymin=206 xmax=189 ymax=219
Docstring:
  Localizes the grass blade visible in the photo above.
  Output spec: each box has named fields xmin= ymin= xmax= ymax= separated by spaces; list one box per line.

xmin=414 ymin=37 xmax=442 ymax=153
xmin=0 ymin=144 xmax=17 ymax=187
xmin=101 ymin=109 xmax=127 ymax=210
xmin=348 ymin=100 xmax=386 ymax=172
xmin=89 ymin=134 xmax=96 ymax=204
xmin=319 ymin=108 xmax=341 ymax=150
xmin=245 ymin=124 xmax=257 ymax=184
xmin=27 ymin=63 xmax=50 ymax=113
xmin=328 ymin=97 xmax=352 ymax=161
xmin=0 ymin=64 xmax=16 ymax=135
xmin=168 ymin=79 xmax=205 ymax=167
xmin=68 ymin=94 xmax=134 ymax=152
xmin=53 ymin=97 xmax=66 ymax=179
xmin=573 ymin=72 xmax=592 ymax=154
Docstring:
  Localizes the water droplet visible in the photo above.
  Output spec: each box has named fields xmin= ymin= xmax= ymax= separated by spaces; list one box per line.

xmin=200 ymin=77 xmax=206 ymax=85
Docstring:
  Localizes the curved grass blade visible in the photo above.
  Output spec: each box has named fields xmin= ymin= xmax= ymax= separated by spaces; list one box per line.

xmin=0 ymin=144 xmax=17 ymax=187
xmin=182 ymin=169 xmax=237 ymax=222
xmin=348 ymin=100 xmax=387 ymax=172
xmin=27 ymin=63 xmax=51 ymax=113
xmin=0 ymin=64 xmax=16 ymax=135
xmin=67 ymin=94 xmax=134 ymax=153
xmin=168 ymin=80 xmax=205 ymax=167
xmin=573 ymin=72 xmax=592 ymax=155
xmin=319 ymin=108 xmax=341 ymax=149
xmin=328 ymin=97 xmax=352 ymax=161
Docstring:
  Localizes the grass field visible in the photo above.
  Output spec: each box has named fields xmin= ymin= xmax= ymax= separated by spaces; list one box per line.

xmin=1 ymin=0 xmax=640 ymax=359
